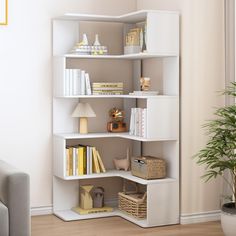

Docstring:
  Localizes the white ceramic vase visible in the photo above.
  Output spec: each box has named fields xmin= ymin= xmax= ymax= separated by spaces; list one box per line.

xmin=221 ymin=203 xmax=236 ymax=236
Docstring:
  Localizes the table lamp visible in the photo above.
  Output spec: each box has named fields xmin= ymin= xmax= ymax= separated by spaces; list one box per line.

xmin=72 ymin=103 xmax=96 ymax=134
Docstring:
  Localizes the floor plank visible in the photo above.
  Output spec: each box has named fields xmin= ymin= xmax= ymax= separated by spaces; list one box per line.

xmin=31 ymin=215 xmax=224 ymax=236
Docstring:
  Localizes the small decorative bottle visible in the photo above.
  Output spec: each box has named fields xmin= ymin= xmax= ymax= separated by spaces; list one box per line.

xmin=93 ymin=34 xmax=101 ymax=46
xmin=82 ymin=33 xmax=89 ymax=46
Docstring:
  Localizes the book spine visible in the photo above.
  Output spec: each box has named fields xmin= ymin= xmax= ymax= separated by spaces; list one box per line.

xmin=86 ymin=146 xmax=90 ymax=174
xmin=142 ymin=108 xmax=147 ymax=138
xmin=68 ymin=147 xmax=73 ymax=176
xmin=83 ymin=146 xmax=87 ymax=174
xmin=92 ymin=82 xmax=123 ymax=87
xmin=92 ymin=147 xmax=100 ymax=173
xmin=80 ymin=70 xmax=86 ymax=95
xmin=78 ymin=146 xmax=84 ymax=175
xmin=65 ymin=147 xmax=70 ymax=176
xmin=89 ymin=147 xmax=93 ymax=174
xmin=96 ymin=150 xmax=106 ymax=173
xmin=129 ymin=108 xmax=134 ymax=135
xmin=65 ymin=69 xmax=70 ymax=96
xmin=85 ymin=73 xmax=92 ymax=95
xmin=92 ymin=91 xmax=123 ymax=95
xmin=92 ymin=87 xmax=123 ymax=91
xmin=69 ymin=69 xmax=73 ymax=96
xmin=72 ymin=147 xmax=77 ymax=176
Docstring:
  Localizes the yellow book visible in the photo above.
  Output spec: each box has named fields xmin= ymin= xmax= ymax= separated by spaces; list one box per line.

xmin=65 ymin=147 xmax=70 ymax=176
xmin=72 ymin=206 xmax=113 ymax=215
xmin=96 ymin=150 xmax=106 ymax=173
xmin=92 ymin=147 xmax=100 ymax=173
xmin=83 ymin=146 xmax=87 ymax=174
xmin=78 ymin=146 xmax=84 ymax=175
xmin=68 ymin=147 xmax=73 ymax=176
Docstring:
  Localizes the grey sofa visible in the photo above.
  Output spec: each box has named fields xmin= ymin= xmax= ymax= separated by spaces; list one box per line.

xmin=0 ymin=160 xmax=30 ymax=236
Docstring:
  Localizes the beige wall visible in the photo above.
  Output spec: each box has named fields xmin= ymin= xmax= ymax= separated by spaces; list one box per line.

xmin=137 ymin=0 xmax=225 ymax=215
xmin=0 ymin=0 xmax=136 ymax=209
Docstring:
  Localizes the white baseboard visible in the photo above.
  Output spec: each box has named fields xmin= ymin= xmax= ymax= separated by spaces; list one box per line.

xmin=31 ymin=206 xmax=53 ymax=216
xmin=180 ymin=210 xmax=221 ymax=224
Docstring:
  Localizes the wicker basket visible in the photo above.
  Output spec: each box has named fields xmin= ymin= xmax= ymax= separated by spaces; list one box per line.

xmin=131 ymin=156 xmax=166 ymax=179
xmin=118 ymin=181 xmax=147 ymax=219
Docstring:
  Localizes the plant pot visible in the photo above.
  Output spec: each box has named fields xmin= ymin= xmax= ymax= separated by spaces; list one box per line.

xmin=221 ymin=202 xmax=236 ymax=236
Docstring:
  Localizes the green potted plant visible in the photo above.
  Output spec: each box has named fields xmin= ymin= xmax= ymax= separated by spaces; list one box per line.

xmin=195 ymin=82 xmax=236 ymax=236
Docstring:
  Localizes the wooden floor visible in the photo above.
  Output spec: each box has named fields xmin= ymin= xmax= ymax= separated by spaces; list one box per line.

xmin=31 ymin=215 xmax=224 ymax=236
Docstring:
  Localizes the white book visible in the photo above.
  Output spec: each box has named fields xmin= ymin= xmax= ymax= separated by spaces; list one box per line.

xmin=80 ymin=70 xmax=86 ymax=95
xmin=138 ymin=108 xmax=142 ymax=137
xmin=65 ymin=69 xmax=70 ymax=96
xmin=72 ymin=69 xmax=80 ymax=95
xmin=72 ymin=147 xmax=77 ymax=176
xmin=69 ymin=69 xmax=73 ymax=96
xmin=134 ymin=108 xmax=138 ymax=136
xmin=89 ymin=147 xmax=93 ymax=174
xmin=141 ymin=108 xmax=147 ymax=138
xmin=85 ymin=73 xmax=92 ymax=95
xmin=129 ymin=108 xmax=134 ymax=135
xmin=86 ymin=146 xmax=90 ymax=174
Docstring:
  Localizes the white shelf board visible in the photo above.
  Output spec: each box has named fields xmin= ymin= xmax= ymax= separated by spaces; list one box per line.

xmin=56 ymin=10 xmax=179 ymax=23
xmin=63 ymin=52 xmax=178 ymax=59
xmin=55 ymin=170 xmax=177 ymax=185
xmin=54 ymin=132 xmax=178 ymax=142
xmin=55 ymin=95 xmax=178 ymax=99
xmin=54 ymin=209 xmax=117 ymax=221
xmin=54 ymin=208 xmax=148 ymax=227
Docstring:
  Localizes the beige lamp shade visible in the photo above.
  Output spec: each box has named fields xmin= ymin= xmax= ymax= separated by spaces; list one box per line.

xmin=72 ymin=103 xmax=96 ymax=118
xmin=72 ymin=103 xmax=96 ymax=134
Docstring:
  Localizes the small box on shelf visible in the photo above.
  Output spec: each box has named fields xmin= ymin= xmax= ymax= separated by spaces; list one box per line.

xmin=131 ymin=156 xmax=166 ymax=180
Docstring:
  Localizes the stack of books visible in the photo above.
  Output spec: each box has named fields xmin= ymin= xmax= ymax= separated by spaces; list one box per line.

xmin=129 ymin=108 xmax=147 ymax=138
xmin=65 ymin=145 xmax=106 ymax=176
xmin=92 ymin=82 xmax=123 ymax=95
xmin=63 ymin=69 xmax=92 ymax=96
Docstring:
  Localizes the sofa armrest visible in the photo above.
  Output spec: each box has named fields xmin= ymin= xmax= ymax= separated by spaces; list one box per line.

xmin=0 ymin=161 xmax=30 ymax=236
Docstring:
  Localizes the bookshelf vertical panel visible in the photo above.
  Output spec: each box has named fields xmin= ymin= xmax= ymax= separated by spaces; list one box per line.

xmin=163 ymin=141 xmax=179 ymax=179
xmin=53 ymin=177 xmax=79 ymax=211
xmin=147 ymin=181 xmax=179 ymax=226
xmin=53 ymin=98 xmax=78 ymax=133
xmin=163 ymin=57 xmax=179 ymax=95
xmin=53 ymin=20 xmax=79 ymax=56
xmin=53 ymin=136 xmax=66 ymax=179
xmin=146 ymin=12 xmax=179 ymax=55
xmin=146 ymin=97 xmax=178 ymax=140
xmin=53 ymin=57 xmax=66 ymax=97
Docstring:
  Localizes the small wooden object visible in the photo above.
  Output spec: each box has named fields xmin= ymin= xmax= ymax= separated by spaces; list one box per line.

xmin=140 ymin=77 xmax=150 ymax=91
xmin=114 ymin=148 xmax=130 ymax=171
xmin=131 ymin=156 xmax=166 ymax=179
xmin=80 ymin=185 xmax=93 ymax=210
xmin=93 ymin=187 xmax=105 ymax=208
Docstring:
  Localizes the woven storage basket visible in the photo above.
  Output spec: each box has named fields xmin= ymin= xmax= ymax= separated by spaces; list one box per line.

xmin=131 ymin=156 xmax=166 ymax=179
xmin=118 ymin=181 xmax=147 ymax=219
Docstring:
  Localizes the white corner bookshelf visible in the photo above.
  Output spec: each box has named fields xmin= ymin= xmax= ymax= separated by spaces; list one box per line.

xmin=53 ymin=10 xmax=179 ymax=228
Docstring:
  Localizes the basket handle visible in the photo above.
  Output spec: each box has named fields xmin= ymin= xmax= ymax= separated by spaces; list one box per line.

xmin=141 ymin=192 xmax=147 ymax=202
xmin=123 ymin=179 xmax=138 ymax=194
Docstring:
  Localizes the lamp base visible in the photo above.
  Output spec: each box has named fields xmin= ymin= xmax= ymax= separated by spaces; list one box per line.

xmin=79 ymin=117 xmax=88 ymax=134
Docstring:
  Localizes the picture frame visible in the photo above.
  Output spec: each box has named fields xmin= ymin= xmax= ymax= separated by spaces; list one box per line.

xmin=0 ymin=0 xmax=8 ymax=25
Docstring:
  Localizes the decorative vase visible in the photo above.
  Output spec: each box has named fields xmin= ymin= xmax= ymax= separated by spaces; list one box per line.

xmin=82 ymin=33 xmax=89 ymax=46
xmin=93 ymin=34 xmax=101 ymax=46
xmin=221 ymin=202 xmax=236 ymax=236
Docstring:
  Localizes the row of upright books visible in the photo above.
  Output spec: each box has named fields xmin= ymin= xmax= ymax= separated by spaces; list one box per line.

xmin=63 ymin=69 xmax=92 ymax=96
xmin=92 ymin=82 xmax=123 ymax=95
xmin=129 ymin=108 xmax=147 ymax=138
xmin=65 ymin=145 xmax=106 ymax=177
